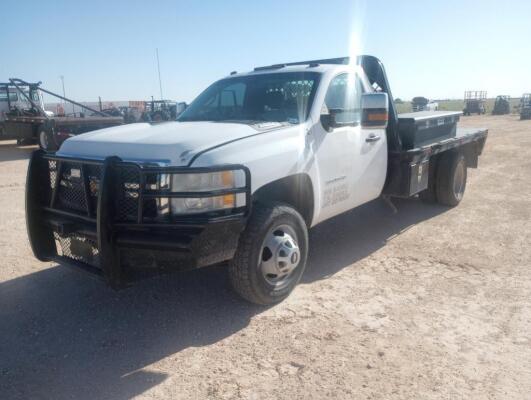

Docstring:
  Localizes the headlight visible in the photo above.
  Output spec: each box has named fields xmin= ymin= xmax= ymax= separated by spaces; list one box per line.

xmin=171 ymin=170 xmax=246 ymax=192
xmin=167 ymin=170 xmax=247 ymax=215
xmin=170 ymin=193 xmax=247 ymax=214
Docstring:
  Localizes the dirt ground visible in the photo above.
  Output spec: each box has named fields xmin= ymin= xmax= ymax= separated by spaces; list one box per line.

xmin=0 ymin=115 xmax=530 ymax=400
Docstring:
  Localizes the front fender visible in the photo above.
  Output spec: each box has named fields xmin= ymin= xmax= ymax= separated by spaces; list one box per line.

xmin=190 ymin=124 xmax=321 ymax=225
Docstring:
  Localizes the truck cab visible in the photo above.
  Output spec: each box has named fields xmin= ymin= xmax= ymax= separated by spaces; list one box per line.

xmin=26 ymin=56 xmax=488 ymax=304
xmin=0 ymin=83 xmax=50 ymax=118
xmin=0 ymin=88 xmax=18 ymax=121
xmin=1 ymin=84 xmax=50 ymax=140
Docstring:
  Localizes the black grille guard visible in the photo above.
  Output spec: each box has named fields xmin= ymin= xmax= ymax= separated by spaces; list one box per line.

xmin=26 ymin=150 xmax=251 ymax=287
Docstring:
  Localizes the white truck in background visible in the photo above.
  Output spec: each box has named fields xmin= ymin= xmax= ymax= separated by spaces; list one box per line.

xmin=0 ymin=85 xmax=53 ymax=141
xmin=27 ymin=56 xmax=488 ymax=304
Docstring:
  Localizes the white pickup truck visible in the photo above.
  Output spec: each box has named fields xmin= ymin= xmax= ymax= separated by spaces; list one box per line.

xmin=26 ymin=56 xmax=488 ymax=304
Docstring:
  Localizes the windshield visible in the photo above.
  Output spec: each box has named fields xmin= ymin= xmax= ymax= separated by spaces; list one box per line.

xmin=0 ymin=91 xmax=18 ymax=102
xmin=178 ymin=72 xmax=320 ymax=124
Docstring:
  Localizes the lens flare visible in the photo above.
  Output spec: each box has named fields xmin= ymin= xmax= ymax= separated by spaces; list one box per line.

xmin=347 ymin=0 xmax=367 ymax=67
xmin=348 ymin=32 xmax=363 ymax=67
xmin=346 ymin=1 xmax=367 ymax=118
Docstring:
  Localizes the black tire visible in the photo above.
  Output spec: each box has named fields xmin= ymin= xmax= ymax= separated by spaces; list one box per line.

xmin=436 ymin=152 xmax=467 ymax=207
xmin=39 ymin=128 xmax=58 ymax=152
xmin=229 ymin=203 xmax=309 ymax=305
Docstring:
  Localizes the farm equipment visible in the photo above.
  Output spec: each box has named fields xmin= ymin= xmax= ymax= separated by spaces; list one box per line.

xmin=492 ymin=95 xmax=511 ymax=115
xmin=141 ymin=98 xmax=187 ymax=121
xmin=0 ymin=79 xmax=123 ymax=150
xmin=411 ymin=97 xmax=428 ymax=112
xmin=463 ymin=91 xmax=487 ymax=115
xmin=520 ymin=94 xmax=531 ymax=120
xmin=411 ymin=97 xmax=438 ymax=112
xmin=90 ymin=106 xmax=143 ymax=123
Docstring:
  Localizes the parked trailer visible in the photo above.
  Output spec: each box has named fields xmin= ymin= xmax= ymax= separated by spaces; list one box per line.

xmin=0 ymin=79 xmax=123 ymax=149
xmin=463 ymin=91 xmax=487 ymax=115
xmin=520 ymin=93 xmax=531 ymax=120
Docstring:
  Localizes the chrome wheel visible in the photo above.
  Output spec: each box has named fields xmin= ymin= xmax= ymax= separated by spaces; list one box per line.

xmin=259 ymin=224 xmax=301 ymax=288
xmin=39 ymin=130 xmax=48 ymax=150
xmin=453 ymin=159 xmax=466 ymax=201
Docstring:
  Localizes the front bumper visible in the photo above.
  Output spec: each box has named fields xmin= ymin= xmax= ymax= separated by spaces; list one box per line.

xmin=26 ymin=150 xmax=250 ymax=287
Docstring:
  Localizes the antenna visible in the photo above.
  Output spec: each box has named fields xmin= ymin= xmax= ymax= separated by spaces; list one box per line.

xmin=156 ymin=48 xmax=163 ymax=100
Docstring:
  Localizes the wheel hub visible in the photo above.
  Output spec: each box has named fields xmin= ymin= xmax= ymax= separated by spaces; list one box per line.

xmin=453 ymin=160 xmax=466 ymax=200
xmin=260 ymin=226 xmax=300 ymax=285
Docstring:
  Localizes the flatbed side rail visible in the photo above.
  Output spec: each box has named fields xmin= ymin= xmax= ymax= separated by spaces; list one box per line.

xmin=394 ymin=128 xmax=488 ymax=161
xmin=383 ymin=128 xmax=488 ymax=198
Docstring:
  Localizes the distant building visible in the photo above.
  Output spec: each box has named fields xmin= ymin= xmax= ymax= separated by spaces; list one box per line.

xmin=44 ymin=100 xmax=145 ymax=115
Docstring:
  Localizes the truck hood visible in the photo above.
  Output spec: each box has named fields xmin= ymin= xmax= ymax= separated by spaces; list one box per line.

xmin=57 ymin=121 xmax=282 ymax=166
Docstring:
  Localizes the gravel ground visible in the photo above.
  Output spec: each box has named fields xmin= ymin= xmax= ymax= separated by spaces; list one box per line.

xmin=0 ymin=114 xmax=530 ymax=399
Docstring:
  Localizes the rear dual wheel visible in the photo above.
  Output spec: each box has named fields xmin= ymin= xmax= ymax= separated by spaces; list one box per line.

xmin=437 ymin=152 xmax=467 ymax=206
xmin=420 ymin=152 xmax=467 ymax=207
xmin=229 ymin=203 xmax=308 ymax=305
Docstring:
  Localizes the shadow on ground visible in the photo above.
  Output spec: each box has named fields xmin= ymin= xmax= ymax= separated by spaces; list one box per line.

xmin=0 ymin=142 xmax=35 ymax=163
xmin=0 ymin=197 xmax=447 ymax=399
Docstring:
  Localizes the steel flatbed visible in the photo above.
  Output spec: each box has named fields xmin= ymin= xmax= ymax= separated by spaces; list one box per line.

xmin=398 ymin=127 xmax=488 ymax=160
xmin=385 ymin=118 xmax=488 ymax=198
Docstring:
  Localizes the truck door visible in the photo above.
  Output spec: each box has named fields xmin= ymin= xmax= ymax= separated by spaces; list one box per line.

xmin=312 ymin=73 xmax=387 ymax=223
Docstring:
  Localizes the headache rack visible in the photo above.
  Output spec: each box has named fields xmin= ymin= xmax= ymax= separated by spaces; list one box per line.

xmin=254 ymin=56 xmax=354 ymax=71
xmin=26 ymin=151 xmax=251 ymax=286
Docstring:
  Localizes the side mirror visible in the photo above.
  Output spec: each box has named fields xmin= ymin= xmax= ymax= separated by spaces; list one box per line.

xmin=320 ymin=112 xmax=333 ymax=132
xmin=361 ymin=92 xmax=389 ymax=128
xmin=320 ymin=108 xmax=359 ymax=132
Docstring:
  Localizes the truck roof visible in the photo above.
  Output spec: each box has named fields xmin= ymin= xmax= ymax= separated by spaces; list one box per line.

xmin=228 ymin=56 xmax=365 ymax=78
xmin=229 ymin=64 xmax=342 ymax=78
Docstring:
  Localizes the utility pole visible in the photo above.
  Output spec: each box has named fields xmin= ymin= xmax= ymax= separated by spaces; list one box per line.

xmin=59 ymin=75 xmax=74 ymax=115
xmin=156 ymin=48 xmax=164 ymax=100
xmin=60 ymin=75 xmax=66 ymax=99
xmin=59 ymin=75 xmax=66 ymax=116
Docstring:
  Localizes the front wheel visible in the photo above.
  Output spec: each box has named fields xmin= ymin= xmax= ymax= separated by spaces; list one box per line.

xmin=229 ymin=203 xmax=308 ymax=305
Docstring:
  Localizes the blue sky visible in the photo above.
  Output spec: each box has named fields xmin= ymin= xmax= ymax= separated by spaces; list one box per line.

xmin=1 ymin=0 xmax=529 ymax=103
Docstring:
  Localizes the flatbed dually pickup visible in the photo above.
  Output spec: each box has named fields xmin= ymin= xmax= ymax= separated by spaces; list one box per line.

xmin=26 ymin=55 xmax=488 ymax=304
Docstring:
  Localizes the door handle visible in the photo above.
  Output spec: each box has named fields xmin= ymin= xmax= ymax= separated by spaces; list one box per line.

xmin=365 ymin=134 xmax=381 ymax=143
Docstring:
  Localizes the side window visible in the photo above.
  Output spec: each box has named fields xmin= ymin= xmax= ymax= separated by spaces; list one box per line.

xmin=324 ymin=73 xmax=363 ymax=124
xmin=31 ymin=91 xmax=40 ymax=102
xmin=0 ymin=91 xmax=18 ymax=102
